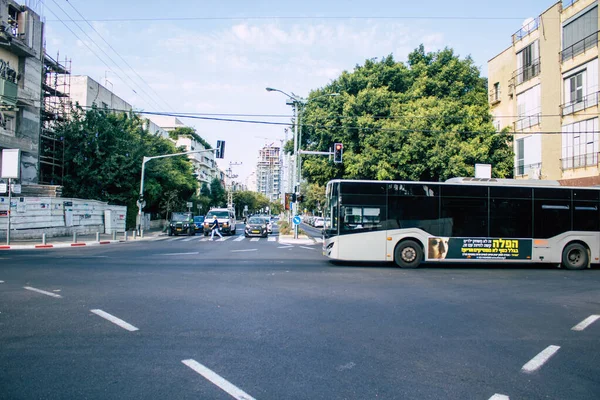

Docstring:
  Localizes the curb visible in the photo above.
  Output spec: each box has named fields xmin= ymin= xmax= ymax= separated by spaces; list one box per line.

xmin=0 ymin=237 xmax=158 ymax=251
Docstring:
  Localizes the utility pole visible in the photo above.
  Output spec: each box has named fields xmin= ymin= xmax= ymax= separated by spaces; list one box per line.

xmin=225 ymin=161 xmax=242 ymax=210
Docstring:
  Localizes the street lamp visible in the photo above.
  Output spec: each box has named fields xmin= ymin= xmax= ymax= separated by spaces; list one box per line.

xmin=266 ymin=87 xmax=339 ymax=238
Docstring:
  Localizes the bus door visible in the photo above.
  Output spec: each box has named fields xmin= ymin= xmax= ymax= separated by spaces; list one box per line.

xmin=339 ymin=205 xmax=388 ymax=261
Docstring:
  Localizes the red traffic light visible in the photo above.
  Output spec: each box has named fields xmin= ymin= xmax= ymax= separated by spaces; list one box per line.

xmin=335 ymin=143 xmax=343 ymax=150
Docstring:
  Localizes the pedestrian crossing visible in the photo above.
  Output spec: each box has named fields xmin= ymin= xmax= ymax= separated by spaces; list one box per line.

xmin=156 ymin=235 xmax=287 ymax=243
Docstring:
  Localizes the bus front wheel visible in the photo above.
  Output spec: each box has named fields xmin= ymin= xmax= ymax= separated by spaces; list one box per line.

xmin=394 ymin=240 xmax=423 ymax=269
xmin=562 ymin=243 xmax=589 ymax=270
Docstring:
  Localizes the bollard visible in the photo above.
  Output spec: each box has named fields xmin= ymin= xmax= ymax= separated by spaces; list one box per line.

xmin=140 ymin=229 xmax=144 ymax=239
xmin=42 ymin=233 xmax=46 ymax=245
xmin=112 ymin=231 xmax=117 ymax=241
xmin=96 ymin=232 xmax=100 ymax=242
xmin=123 ymin=231 xmax=128 ymax=241
xmin=73 ymin=232 xmax=77 ymax=243
xmin=133 ymin=231 xmax=137 ymax=240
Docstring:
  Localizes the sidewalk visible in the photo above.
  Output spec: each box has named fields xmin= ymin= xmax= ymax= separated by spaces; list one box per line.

xmin=0 ymin=228 xmax=165 ymax=250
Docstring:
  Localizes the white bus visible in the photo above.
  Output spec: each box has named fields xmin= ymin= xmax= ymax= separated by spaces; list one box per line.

xmin=322 ymin=178 xmax=600 ymax=270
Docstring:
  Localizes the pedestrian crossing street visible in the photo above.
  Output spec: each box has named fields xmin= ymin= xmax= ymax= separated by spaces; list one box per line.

xmin=155 ymin=235 xmax=292 ymax=243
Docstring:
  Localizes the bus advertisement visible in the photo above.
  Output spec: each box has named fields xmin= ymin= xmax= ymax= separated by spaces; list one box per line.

xmin=322 ymin=178 xmax=600 ymax=270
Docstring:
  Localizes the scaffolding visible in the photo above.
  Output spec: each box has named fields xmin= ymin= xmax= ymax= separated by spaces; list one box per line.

xmin=39 ymin=51 xmax=71 ymax=185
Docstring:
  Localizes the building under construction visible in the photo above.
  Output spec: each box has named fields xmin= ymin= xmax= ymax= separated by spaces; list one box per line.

xmin=256 ymin=144 xmax=281 ymax=201
xmin=38 ymin=51 xmax=71 ymax=185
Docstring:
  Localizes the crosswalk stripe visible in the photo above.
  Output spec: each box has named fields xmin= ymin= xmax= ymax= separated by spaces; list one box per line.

xmin=250 ymin=238 xmax=260 ymax=242
xmin=234 ymin=236 xmax=245 ymax=241
xmin=182 ymin=237 xmax=196 ymax=242
xmin=166 ymin=238 xmax=179 ymax=242
xmin=268 ymin=237 xmax=277 ymax=242
xmin=315 ymin=238 xmax=323 ymax=243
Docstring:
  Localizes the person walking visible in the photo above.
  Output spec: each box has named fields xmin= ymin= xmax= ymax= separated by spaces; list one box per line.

xmin=210 ymin=215 xmax=223 ymax=241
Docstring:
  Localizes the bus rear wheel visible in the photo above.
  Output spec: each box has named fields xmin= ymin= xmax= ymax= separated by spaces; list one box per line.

xmin=394 ymin=240 xmax=423 ymax=269
xmin=562 ymin=243 xmax=588 ymax=270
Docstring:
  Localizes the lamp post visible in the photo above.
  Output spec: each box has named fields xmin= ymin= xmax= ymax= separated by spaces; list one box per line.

xmin=266 ymin=87 xmax=339 ymax=238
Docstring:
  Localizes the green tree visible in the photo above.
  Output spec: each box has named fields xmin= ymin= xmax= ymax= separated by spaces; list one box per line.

xmin=209 ymin=177 xmax=226 ymax=208
xmin=300 ymin=47 xmax=513 ymax=186
xmin=55 ymin=105 xmax=198 ymax=228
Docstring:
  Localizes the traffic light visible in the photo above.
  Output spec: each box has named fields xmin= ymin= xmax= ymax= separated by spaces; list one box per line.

xmin=291 ymin=193 xmax=297 ymax=202
xmin=333 ymin=142 xmax=343 ymax=163
xmin=215 ymin=140 xmax=225 ymax=159
xmin=297 ymin=194 xmax=304 ymax=203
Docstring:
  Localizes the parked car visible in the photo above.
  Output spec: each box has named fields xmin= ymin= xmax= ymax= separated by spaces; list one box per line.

xmin=313 ymin=217 xmax=324 ymax=228
xmin=168 ymin=212 xmax=195 ymax=236
xmin=193 ymin=216 xmax=205 ymax=233
xmin=245 ymin=216 xmax=269 ymax=238
xmin=203 ymin=208 xmax=236 ymax=236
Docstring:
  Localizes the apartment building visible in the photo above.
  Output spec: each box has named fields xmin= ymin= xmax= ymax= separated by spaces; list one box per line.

xmin=256 ymin=144 xmax=281 ymax=201
xmin=148 ymin=115 xmax=218 ymax=186
xmin=488 ymin=0 xmax=600 ymax=185
xmin=0 ymin=0 xmax=43 ymax=184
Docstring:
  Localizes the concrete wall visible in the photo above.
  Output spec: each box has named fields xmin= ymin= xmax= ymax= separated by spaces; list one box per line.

xmin=68 ymin=75 xmax=133 ymax=112
xmin=0 ymin=196 xmax=127 ymax=239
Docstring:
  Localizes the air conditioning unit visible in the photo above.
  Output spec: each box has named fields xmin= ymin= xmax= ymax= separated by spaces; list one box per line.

xmin=528 ymin=166 xmax=541 ymax=180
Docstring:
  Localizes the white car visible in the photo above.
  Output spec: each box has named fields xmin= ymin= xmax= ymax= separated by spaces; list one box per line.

xmin=313 ymin=217 xmax=324 ymax=228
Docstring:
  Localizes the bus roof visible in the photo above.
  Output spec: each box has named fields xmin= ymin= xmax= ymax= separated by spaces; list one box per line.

xmin=328 ymin=178 xmax=600 ymax=191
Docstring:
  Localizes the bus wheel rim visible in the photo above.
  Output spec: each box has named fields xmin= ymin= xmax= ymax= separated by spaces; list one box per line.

xmin=569 ymin=250 xmax=581 ymax=264
xmin=402 ymin=247 xmax=416 ymax=262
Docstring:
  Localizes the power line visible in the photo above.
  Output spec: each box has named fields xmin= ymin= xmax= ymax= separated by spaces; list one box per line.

xmin=70 ymin=105 xmax=598 ymax=136
xmin=61 ymin=0 xmax=175 ymax=112
xmin=44 ymin=0 xmax=164 ymax=112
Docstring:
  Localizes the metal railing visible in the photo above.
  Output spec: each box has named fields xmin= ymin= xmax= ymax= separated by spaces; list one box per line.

xmin=512 ymin=17 xmax=540 ymax=43
xmin=515 ymin=162 xmax=541 ymax=177
xmin=560 ymin=91 xmax=600 ymax=116
xmin=512 ymin=59 xmax=541 ymax=86
xmin=562 ymin=0 xmax=579 ymax=9
xmin=515 ymin=112 xmax=541 ymax=131
xmin=489 ymin=89 xmax=501 ymax=104
xmin=561 ymin=152 xmax=599 ymax=170
xmin=560 ymin=31 xmax=599 ymax=62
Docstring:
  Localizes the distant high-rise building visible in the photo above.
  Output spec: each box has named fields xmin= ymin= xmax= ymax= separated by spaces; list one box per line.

xmin=256 ymin=144 xmax=281 ymax=201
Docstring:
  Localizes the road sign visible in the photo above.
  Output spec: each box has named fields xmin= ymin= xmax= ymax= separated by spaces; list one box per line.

xmin=293 ymin=216 xmax=301 ymax=225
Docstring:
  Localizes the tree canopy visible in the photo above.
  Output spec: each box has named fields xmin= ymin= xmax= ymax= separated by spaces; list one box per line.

xmin=299 ymin=46 xmax=513 ymax=186
xmin=55 ymin=105 xmax=199 ymax=228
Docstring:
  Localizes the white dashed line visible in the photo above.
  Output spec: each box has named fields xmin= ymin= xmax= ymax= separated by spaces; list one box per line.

xmin=231 ymin=249 xmax=257 ymax=253
xmin=234 ymin=236 xmax=245 ymax=241
xmin=182 ymin=359 xmax=256 ymax=400
xmin=158 ymin=252 xmax=200 ymax=256
xmin=90 ymin=309 xmax=139 ymax=332
xmin=23 ymin=286 xmax=62 ymax=298
xmin=571 ymin=315 xmax=600 ymax=331
xmin=488 ymin=395 xmax=509 ymax=400
xmin=521 ymin=345 xmax=560 ymax=373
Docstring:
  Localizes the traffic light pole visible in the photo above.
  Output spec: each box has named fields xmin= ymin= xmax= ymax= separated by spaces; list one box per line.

xmin=138 ymin=148 xmax=218 ymax=238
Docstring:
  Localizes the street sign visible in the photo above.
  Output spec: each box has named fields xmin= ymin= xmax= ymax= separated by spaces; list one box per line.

xmin=293 ymin=216 xmax=301 ymax=225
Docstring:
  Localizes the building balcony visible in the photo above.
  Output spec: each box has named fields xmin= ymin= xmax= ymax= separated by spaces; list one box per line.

xmin=512 ymin=17 xmax=539 ymax=44
xmin=561 ymin=152 xmax=598 ymax=171
xmin=560 ymin=91 xmax=600 ymax=116
xmin=489 ymin=89 xmax=501 ymax=105
xmin=560 ymin=31 xmax=599 ymax=62
xmin=514 ymin=113 xmax=541 ymax=131
xmin=562 ymin=0 xmax=579 ymax=10
xmin=0 ymin=77 xmax=18 ymax=107
xmin=515 ymin=162 xmax=542 ymax=178
xmin=512 ymin=59 xmax=541 ymax=86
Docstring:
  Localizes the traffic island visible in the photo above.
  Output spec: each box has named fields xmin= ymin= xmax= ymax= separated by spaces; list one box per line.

xmin=278 ymin=234 xmax=315 ymax=245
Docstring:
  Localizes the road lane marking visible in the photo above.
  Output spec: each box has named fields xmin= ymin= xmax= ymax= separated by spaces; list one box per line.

xmin=278 ymin=246 xmax=294 ymax=249
xmin=315 ymin=238 xmax=323 ymax=243
xmin=181 ymin=359 xmax=256 ymax=400
xmin=182 ymin=237 xmax=196 ymax=242
xmin=90 ymin=309 xmax=139 ymax=332
xmin=234 ymin=236 xmax=245 ymax=241
xmin=300 ymin=246 xmax=315 ymax=250
xmin=0 ymin=280 xmax=4 ymax=283
xmin=268 ymin=237 xmax=276 ymax=241
xmin=166 ymin=238 xmax=179 ymax=242
xmin=521 ymin=345 xmax=560 ymax=373
xmin=23 ymin=286 xmax=62 ymax=298
xmin=250 ymin=238 xmax=259 ymax=242
xmin=571 ymin=315 xmax=600 ymax=331
xmin=231 ymin=249 xmax=257 ymax=253
xmin=489 ymin=395 xmax=509 ymax=400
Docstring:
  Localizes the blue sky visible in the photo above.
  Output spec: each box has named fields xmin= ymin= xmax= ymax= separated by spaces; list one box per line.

xmin=41 ymin=0 xmax=557 ymax=182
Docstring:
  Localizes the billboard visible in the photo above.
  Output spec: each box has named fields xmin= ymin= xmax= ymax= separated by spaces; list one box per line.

xmin=428 ymin=237 xmax=532 ymax=261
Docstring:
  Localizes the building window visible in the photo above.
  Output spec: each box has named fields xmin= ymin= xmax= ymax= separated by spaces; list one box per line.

xmin=515 ymin=135 xmax=542 ymax=177
xmin=516 ymin=84 xmax=541 ymax=130
xmin=562 ymin=5 xmax=598 ymax=61
xmin=494 ymin=119 xmax=501 ymax=132
xmin=516 ymin=41 xmax=540 ymax=84
xmin=516 ymin=138 xmax=525 ymax=175
xmin=561 ymin=118 xmax=599 ymax=170
xmin=562 ymin=58 xmax=599 ymax=115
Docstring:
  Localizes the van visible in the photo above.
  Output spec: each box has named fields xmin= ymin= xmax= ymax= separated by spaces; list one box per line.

xmin=203 ymin=208 xmax=237 ymax=236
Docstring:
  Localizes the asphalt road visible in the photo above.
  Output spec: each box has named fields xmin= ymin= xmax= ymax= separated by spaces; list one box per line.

xmin=1 ymin=222 xmax=599 ymax=400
